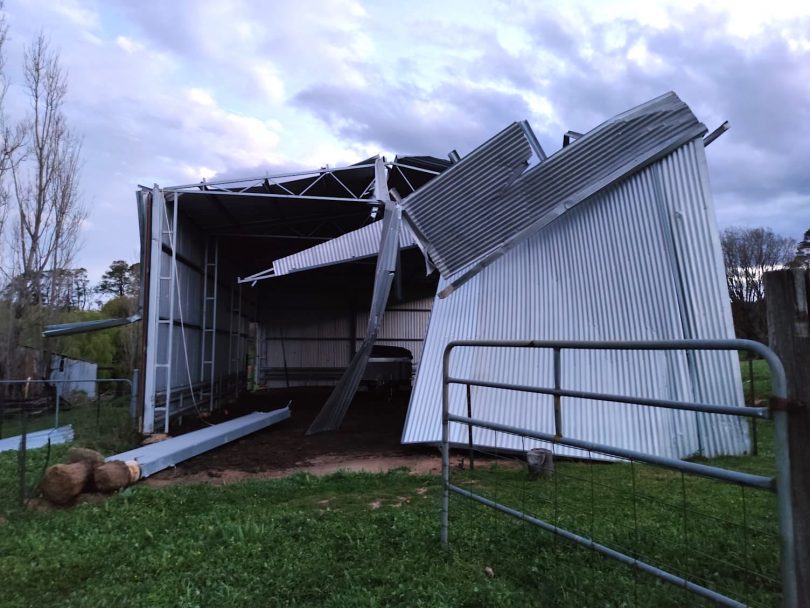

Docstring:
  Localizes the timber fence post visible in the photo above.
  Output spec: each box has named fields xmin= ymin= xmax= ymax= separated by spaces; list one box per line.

xmin=764 ymin=268 xmax=809 ymax=607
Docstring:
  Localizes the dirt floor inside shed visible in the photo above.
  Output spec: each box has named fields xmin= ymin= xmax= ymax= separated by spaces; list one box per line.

xmin=143 ymin=387 xmax=443 ymax=488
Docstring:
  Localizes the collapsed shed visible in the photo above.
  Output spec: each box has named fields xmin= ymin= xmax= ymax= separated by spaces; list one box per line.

xmin=72 ymin=90 xmax=746 ymax=460
xmin=262 ymin=92 xmax=749 ymax=458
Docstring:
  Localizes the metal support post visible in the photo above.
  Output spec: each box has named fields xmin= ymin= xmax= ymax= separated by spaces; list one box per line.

xmin=54 ymin=383 xmax=61 ymax=428
xmin=441 ymin=344 xmax=451 ymax=546
xmin=160 ymin=192 xmax=179 ymax=433
xmin=142 ymin=186 xmax=164 ymax=434
xmin=748 ymin=354 xmax=758 ymax=455
xmin=466 ymin=384 xmax=474 ymax=470
xmin=553 ymin=347 xmax=562 ymax=438
xmin=17 ymin=392 xmax=28 ymax=506
xmin=210 ymin=238 xmax=219 ymax=410
xmin=130 ymin=369 xmax=139 ymax=426
xmin=764 ymin=269 xmax=808 ymax=608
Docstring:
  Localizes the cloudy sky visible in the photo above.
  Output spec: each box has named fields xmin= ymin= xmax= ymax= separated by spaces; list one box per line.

xmin=2 ymin=0 xmax=808 ymax=281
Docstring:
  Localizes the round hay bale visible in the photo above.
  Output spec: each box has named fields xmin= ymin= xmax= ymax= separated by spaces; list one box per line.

xmin=66 ymin=447 xmax=105 ymax=467
xmin=40 ymin=462 xmax=93 ymax=504
xmin=94 ymin=461 xmax=133 ymax=493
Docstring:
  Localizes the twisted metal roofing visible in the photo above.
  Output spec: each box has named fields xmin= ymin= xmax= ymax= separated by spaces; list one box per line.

xmin=401 ymin=92 xmax=708 ymax=292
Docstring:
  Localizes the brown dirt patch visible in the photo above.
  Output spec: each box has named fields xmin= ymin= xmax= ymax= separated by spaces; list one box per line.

xmin=143 ymin=387 xmax=441 ymax=488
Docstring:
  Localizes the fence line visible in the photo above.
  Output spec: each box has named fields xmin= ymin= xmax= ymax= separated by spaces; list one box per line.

xmin=0 ymin=376 xmax=137 ymax=508
xmin=440 ymin=339 xmax=794 ymax=607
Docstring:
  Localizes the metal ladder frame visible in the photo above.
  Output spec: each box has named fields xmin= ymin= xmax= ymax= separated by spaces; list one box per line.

xmin=143 ymin=188 xmax=179 ymax=434
xmin=227 ymin=282 xmax=243 ymax=400
xmin=199 ymin=237 xmax=219 ymax=411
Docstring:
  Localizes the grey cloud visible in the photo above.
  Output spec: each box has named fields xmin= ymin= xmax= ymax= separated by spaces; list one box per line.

xmin=398 ymin=7 xmax=810 ymax=238
xmin=295 ymin=80 xmax=532 ymax=157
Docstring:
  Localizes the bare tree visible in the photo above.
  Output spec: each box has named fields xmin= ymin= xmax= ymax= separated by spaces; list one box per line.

xmin=0 ymin=6 xmax=27 ymax=382
xmin=0 ymin=7 xmax=25 ymax=268
xmin=0 ymin=32 xmax=85 ymax=381
xmin=720 ymin=226 xmax=795 ymax=341
xmin=9 ymin=34 xmax=85 ymax=307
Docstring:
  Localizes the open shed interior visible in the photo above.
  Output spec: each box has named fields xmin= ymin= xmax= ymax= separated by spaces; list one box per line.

xmin=138 ymin=157 xmax=448 ymax=434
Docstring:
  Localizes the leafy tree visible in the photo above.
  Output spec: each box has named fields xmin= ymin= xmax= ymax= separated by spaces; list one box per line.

xmin=720 ymin=227 xmax=795 ymax=342
xmin=96 ymin=259 xmax=138 ymax=298
xmin=92 ymin=259 xmax=141 ymax=380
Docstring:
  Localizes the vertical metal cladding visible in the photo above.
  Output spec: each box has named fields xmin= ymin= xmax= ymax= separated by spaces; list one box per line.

xmin=258 ymin=296 xmax=432 ymax=387
xmin=402 ymin=138 xmax=750 ymax=459
xmin=401 ymin=92 xmax=707 ymax=279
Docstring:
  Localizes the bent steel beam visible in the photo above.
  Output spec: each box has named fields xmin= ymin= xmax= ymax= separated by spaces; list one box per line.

xmin=307 ymin=158 xmax=400 ymax=434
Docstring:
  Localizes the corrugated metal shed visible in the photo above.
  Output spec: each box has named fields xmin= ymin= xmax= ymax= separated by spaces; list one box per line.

xmin=402 ymin=113 xmax=749 ymax=458
xmin=50 ymin=355 xmax=98 ymax=397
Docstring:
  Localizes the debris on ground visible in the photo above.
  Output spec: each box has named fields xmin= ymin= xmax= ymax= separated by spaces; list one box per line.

xmin=37 ymin=447 xmax=138 ymax=507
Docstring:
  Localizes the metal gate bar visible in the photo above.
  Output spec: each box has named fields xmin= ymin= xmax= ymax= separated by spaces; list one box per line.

xmin=448 ymin=482 xmax=746 ymax=608
xmin=440 ymin=338 xmax=794 ymax=607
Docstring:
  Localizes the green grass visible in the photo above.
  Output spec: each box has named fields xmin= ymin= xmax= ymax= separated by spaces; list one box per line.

xmin=740 ymin=357 xmax=773 ymax=404
xmin=0 ymin=359 xmax=781 ymax=606
xmin=0 ymin=425 xmax=781 ymax=607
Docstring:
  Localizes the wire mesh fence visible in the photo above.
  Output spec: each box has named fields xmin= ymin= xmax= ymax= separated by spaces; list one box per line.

xmin=441 ymin=340 xmax=789 ymax=607
xmin=0 ymin=377 xmax=140 ymax=511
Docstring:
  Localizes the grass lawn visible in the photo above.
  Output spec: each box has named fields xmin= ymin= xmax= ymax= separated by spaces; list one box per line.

xmin=0 ymin=360 xmax=781 ymax=607
xmin=0 ymin=431 xmax=781 ymax=607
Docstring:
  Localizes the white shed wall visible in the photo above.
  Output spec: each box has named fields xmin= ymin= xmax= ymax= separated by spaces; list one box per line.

xmin=258 ymin=297 xmax=433 ymax=388
xmin=143 ymin=192 xmax=251 ymax=432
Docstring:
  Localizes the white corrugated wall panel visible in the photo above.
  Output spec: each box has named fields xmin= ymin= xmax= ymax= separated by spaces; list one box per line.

xmin=259 ymin=296 xmax=434 ymax=387
xmin=402 ymin=139 xmax=749 ymax=459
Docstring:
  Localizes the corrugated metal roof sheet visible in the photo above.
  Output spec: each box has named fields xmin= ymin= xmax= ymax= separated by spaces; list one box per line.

xmin=272 ymin=219 xmax=416 ymax=276
xmin=401 ymin=92 xmax=707 ymax=286
xmin=402 ymin=138 xmax=749 ymax=459
xmin=0 ymin=425 xmax=74 ymax=453
xmin=400 ymin=121 xmax=533 ymax=276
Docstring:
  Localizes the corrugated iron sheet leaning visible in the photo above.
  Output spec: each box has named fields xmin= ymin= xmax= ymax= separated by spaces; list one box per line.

xmin=303 ymin=90 xmax=749 ymax=458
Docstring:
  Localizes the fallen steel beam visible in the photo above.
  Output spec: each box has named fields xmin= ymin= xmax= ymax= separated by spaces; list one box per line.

xmin=108 ymin=408 xmax=290 ymax=478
